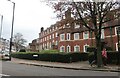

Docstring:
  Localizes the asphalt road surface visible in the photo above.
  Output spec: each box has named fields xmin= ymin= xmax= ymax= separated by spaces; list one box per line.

xmin=1 ymin=61 xmax=119 ymax=78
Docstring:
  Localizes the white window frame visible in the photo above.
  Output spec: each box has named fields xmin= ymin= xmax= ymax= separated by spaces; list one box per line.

xmin=60 ymin=34 xmax=65 ymax=41
xmin=115 ymin=26 xmax=120 ymax=35
xmin=74 ymin=23 xmax=80 ymax=29
xmin=74 ymin=45 xmax=80 ymax=52
xmin=45 ymin=37 xmax=46 ymax=41
xmin=60 ymin=46 xmax=65 ymax=52
xmin=83 ymin=31 xmax=89 ymax=39
xmin=116 ymin=43 xmax=118 ymax=51
xmin=56 ymin=33 xmax=58 ymax=37
xmin=74 ymin=33 xmax=79 ymax=40
xmin=52 ymin=34 xmax=54 ymax=39
xmin=50 ymin=35 xmax=51 ymax=39
xmin=67 ymin=33 xmax=71 ymax=40
xmin=101 ymin=29 xmax=105 ymax=39
xmin=55 ymin=41 xmax=58 ymax=45
xmin=49 ymin=42 xmax=52 ymax=49
xmin=67 ymin=45 xmax=71 ymax=53
xmin=84 ymin=44 xmax=89 ymax=52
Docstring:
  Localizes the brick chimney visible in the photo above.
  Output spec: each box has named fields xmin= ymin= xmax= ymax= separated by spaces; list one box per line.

xmin=41 ymin=27 xmax=44 ymax=32
xmin=65 ymin=8 xmax=71 ymax=19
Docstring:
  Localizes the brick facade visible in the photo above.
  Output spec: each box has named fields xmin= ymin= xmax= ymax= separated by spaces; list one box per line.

xmin=29 ymin=9 xmax=120 ymax=52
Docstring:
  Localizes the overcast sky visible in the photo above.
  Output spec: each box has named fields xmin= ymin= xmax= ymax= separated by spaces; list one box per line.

xmin=0 ymin=0 xmax=57 ymax=44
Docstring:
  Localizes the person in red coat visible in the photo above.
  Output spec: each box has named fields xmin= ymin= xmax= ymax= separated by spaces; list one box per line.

xmin=102 ymin=48 xmax=107 ymax=66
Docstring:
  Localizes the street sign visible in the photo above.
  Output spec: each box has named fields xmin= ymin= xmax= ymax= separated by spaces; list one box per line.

xmin=33 ymin=55 xmax=38 ymax=57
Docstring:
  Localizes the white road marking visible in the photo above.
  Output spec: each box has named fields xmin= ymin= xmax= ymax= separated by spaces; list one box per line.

xmin=0 ymin=73 xmax=10 ymax=76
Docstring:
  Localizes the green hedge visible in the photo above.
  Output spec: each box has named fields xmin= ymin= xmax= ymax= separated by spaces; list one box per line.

xmin=87 ymin=47 xmax=96 ymax=52
xmin=11 ymin=51 xmax=119 ymax=64
xmin=88 ymin=51 xmax=119 ymax=64
xmin=11 ymin=52 xmax=88 ymax=63
xmin=40 ymin=50 xmax=59 ymax=53
xmin=107 ymin=51 xmax=119 ymax=64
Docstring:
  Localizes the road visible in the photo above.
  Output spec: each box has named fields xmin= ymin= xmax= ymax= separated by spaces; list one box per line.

xmin=1 ymin=61 xmax=119 ymax=78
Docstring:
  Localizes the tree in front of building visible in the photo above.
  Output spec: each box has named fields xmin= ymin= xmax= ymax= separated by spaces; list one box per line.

xmin=48 ymin=0 xmax=120 ymax=67
xmin=13 ymin=33 xmax=27 ymax=52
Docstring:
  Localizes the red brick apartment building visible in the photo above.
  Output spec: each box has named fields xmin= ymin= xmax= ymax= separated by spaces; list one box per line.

xmin=29 ymin=9 xmax=120 ymax=52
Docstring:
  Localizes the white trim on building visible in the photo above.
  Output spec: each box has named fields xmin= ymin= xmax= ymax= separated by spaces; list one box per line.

xmin=83 ymin=31 xmax=89 ymax=39
xmin=74 ymin=45 xmax=80 ymax=52
xmin=116 ymin=43 xmax=118 ymax=51
xmin=84 ymin=44 xmax=89 ymax=52
xmin=60 ymin=34 xmax=65 ymax=41
xmin=56 ymin=33 xmax=58 ymax=37
xmin=52 ymin=34 xmax=54 ymax=39
xmin=60 ymin=45 xmax=65 ymax=52
xmin=101 ymin=29 xmax=105 ymax=39
xmin=74 ymin=33 xmax=79 ymax=40
xmin=67 ymin=45 xmax=71 ymax=52
xmin=74 ymin=23 xmax=80 ymax=29
xmin=67 ymin=33 xmax=71 ymax=40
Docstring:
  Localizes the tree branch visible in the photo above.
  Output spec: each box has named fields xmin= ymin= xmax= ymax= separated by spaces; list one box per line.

xmin=73 ymin=2 xmax=94 ymax=31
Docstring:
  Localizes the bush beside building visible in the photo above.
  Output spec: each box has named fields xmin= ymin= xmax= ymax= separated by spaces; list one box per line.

xmin=11 ymin=52 xmax=88 ymax=63
xmin=11 ymin=51 xmax=119 ymax=64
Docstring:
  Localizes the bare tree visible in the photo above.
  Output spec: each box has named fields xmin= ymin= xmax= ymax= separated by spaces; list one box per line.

xmin=13 ymin=33 xmax=27 ymax=51
xmin=48 ymin=0 xmax=120 ymax=67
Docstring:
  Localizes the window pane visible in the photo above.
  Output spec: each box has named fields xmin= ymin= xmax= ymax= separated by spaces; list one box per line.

xmin=74 ymin=46 xmax=79 ymax=52
xmin=67 ymin=33 xmax=70 ymax=40
xmin=76 ymin=47 xmax=79 ymax=52
xmin=74 ymin=33 xmax=79 ymax=40
xmin=84 ymin=31 xmax=89 ymax=39
xmin=60 ymin=34 xmax=65 ymax=41
xmin=60 ymin=46 xmax=64 ymax=52
xmin=84 ymin=45 xmax=89 ymax=52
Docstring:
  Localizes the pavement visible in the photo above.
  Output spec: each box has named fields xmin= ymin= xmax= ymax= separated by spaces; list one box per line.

xmin=9 ymin=58 xmax=120 ymax=72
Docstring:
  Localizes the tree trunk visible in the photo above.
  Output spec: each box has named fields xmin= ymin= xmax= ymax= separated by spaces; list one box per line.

xmin=95 ymin=34 xmax=103 ymax=67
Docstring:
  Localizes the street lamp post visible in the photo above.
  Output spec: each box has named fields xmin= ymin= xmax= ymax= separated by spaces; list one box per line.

xmin=0 ymin=15 xmax=3 ymax=39
xmin=8 ymin=0 xmax=15 ymax=61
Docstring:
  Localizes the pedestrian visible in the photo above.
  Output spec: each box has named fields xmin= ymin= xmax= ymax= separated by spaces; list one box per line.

xmin=88 ymin=52 xmax=94 ymax=65
xmin=102 ymin=48 xmax=107 ymax=66
xmin=90 ymin=48 xmax=97 ymax=67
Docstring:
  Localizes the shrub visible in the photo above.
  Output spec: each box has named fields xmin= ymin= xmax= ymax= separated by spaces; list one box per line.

xmin=87 ymin=51 xmax=119 ymax=64
xmin=87 ymin=47 xmax=96 ymax=52
xmin=12 ymin=51 xmax=119 ymax=64
xmin=19 ymin=49 xmax=26 ymax=52
xmin=40 ymin=50 xmax=59 ymax=53
xmin=11 ymin=52 xmax=88 ymax=63
xmin=106 ymin=47 xmax=112 ymax=51
xmin=107 ymin=51 xmax=119 ymax=64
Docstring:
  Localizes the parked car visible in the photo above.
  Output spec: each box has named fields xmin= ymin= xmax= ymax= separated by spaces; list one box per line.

xmin=1 ymin=50 xmax=10 ymax=60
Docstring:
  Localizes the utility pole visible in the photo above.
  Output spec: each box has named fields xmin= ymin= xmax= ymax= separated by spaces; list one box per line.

xmin=8 ymin=0 xmax=15 ymax=61
xmin=0 ymin=15 xmax=3 ymax=39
